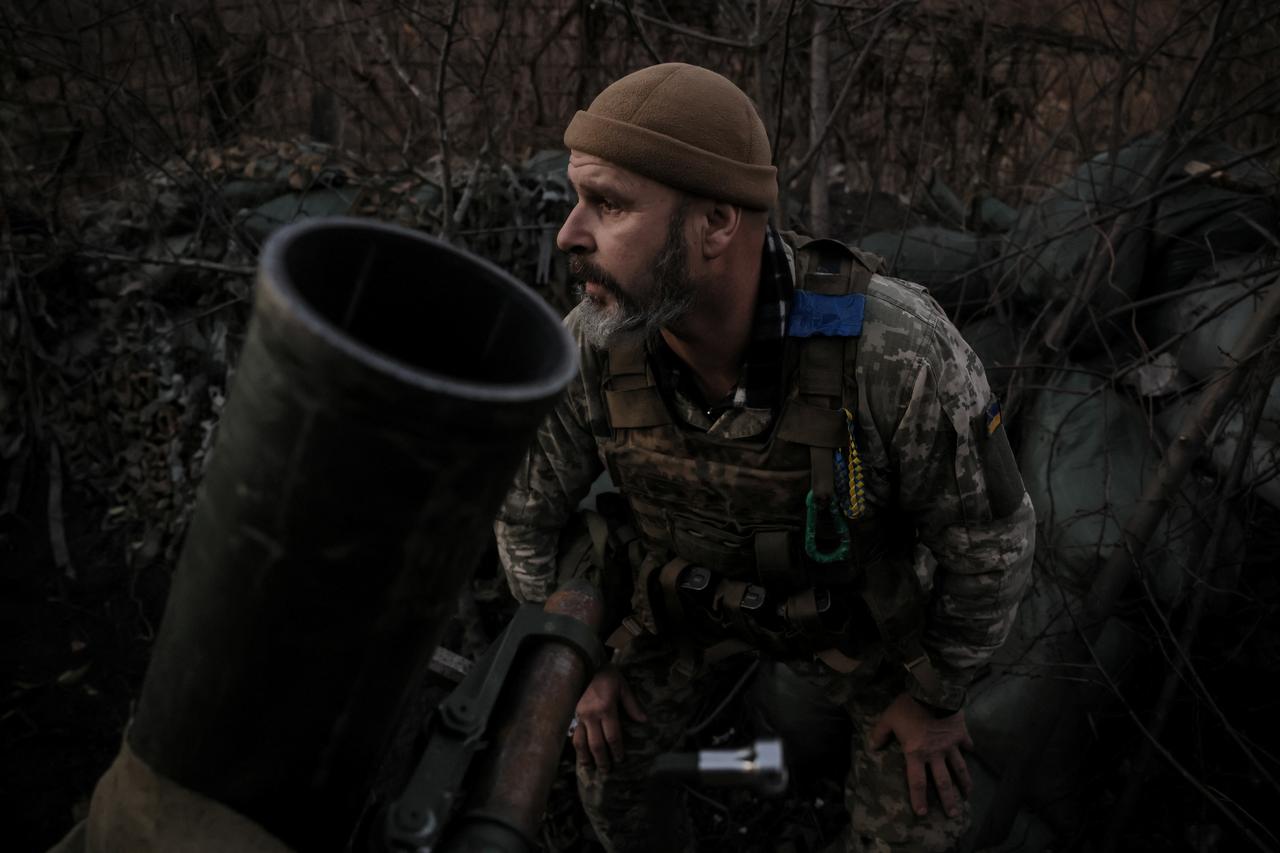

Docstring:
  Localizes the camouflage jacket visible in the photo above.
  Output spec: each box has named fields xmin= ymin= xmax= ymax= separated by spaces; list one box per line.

xmin=494 ymin=232 xmax=1035 ymax=708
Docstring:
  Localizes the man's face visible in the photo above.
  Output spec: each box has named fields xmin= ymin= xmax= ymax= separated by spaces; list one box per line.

xmin=557 ymin=152 xmax=697 ymax=347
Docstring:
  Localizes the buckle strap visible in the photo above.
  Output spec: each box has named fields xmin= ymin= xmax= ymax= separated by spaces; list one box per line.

xmin=782 ymin=587 xmax=824 ymax=636
xmin=714 ymin=579 xmax=751 ymax=633
xmin=605 ymin=616 xmax=647 ymax=657
xmin=816 ymin=647 xmax=862 ymax=673
xmin=657 ymin=557 xmax=692 ymax=633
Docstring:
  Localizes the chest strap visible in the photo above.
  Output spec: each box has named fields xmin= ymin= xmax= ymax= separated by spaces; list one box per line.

xmin=784 ymin=239 xmax=874 ymax=564
xmin=599 ymin=238 xmax=943 ymax=693
xmin=604 ymin=338 xmax=671 ymax=428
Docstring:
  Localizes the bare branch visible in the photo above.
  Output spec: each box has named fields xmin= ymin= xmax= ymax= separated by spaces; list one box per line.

xmin=621 ymin=0 xmax=662 ymax=64
xmin=436 ymin=0 xmax=464 ymax=239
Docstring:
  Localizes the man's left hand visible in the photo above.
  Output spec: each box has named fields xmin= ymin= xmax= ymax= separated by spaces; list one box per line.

xmin=868 ymin=692 xmax=973 ymax=818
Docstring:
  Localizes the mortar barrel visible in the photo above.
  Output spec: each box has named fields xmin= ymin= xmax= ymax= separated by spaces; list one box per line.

xmin=126 ymin=217 xmax=577 ymax=851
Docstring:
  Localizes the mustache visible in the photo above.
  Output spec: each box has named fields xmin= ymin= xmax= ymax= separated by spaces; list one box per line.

xmin=568 ymin=255 xmax=627 ymax=301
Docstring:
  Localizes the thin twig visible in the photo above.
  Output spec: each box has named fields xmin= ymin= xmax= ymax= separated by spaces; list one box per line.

xmin=788 ymin=0 xmax=914 ymax=181
xmin=772 ymin=0 xmax=800 ymax=170
xmin=435 ymin=0 xmax=463 ymax=240
xmin=5 ymin=246 xmax=254 ymax=276
xmin=47 ymin=441 xmax=73 ymax=580
xmin=621 ymin=0 xmax=662 ymax=64
xmin=595 ymin=0 xmax=784 ymax=49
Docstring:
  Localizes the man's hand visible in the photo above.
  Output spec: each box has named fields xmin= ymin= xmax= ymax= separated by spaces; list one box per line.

xmin=868 ymin=692 xmax=974 ymax=818
xmin=572 ymin=664 xmax=648 ymax=771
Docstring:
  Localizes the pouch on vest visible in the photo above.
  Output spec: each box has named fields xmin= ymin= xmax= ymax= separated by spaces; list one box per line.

xmin=555 ymin=492 xmax=642 ymax=633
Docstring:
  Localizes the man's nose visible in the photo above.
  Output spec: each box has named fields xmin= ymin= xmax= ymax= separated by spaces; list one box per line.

xmin=556 ymin=202 xmax=595 ymax=254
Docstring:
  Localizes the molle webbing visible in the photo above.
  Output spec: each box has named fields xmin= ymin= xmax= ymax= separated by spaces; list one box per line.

xmin=597 ymin=236 xmax=943 ymax=688
xmin=598 ymin=236 xmax=878 ymax=588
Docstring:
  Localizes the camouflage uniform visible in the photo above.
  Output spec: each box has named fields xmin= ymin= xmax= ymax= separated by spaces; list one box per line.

xmin=494 ymin=232 xmax=1035 ymax=851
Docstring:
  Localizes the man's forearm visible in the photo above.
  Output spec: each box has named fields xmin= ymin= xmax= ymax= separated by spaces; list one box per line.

xmin=493 ymin=518 xmax=561 ymax=603
xmin=920 ymin=493 xmax=1037 ymax=707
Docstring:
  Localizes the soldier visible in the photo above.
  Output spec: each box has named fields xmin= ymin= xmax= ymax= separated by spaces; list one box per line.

xmin=494 ymin=63 xmax=1035 ymax=852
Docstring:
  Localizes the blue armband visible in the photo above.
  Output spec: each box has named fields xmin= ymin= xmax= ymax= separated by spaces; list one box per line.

xmin=787 ymin=291 xmax=865 ymax=338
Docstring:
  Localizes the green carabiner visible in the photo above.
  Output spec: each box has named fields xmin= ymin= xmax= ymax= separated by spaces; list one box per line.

xmin=804 ymin=489 xmax=851 ymax=564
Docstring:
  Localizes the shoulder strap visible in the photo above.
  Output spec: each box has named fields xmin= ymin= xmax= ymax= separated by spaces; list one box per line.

xmin=780 ymin=232 xmax=885 ymax=277
xmin=779 ymin=237 xmax=872 ymax=469
xmin=786 ymin=239 xmax=942 ymax=694
xmin=603 ymin=338 xmax=672 ymax=429
xmin=769 ymin=237 xmax=875 ymax=570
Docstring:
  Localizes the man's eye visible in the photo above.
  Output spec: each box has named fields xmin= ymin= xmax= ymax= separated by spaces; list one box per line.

xmin=599 ymin=199 xmax=620 ymax=213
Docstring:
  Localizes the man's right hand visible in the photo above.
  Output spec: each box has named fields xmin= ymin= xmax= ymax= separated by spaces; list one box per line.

xmin=572 ymin=663 xmax=648 ymax=771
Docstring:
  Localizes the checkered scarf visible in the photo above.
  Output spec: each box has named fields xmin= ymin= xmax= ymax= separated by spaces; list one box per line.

xmin=653 ymin=226 xmax=792 ymax=415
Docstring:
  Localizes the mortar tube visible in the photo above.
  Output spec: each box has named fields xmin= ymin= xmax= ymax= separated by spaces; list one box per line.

xmin=443 ymin=581 xmax=604 ymax=850
xmin=122 ymin=218 xmax=578 ymax=852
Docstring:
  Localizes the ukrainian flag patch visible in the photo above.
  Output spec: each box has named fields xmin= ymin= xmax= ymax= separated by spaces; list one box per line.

xmin=985 ymin=400 xmax=1003 ymax=434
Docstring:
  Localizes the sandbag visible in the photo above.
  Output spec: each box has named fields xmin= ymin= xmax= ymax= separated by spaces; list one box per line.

xmin=964 ymin=614 xmax=1144 ymax=837
xmin=964 ymin=364 xmax=1247 ymax=835
xmin=53 ymin=739 xmax=294 ymax=853
xmin=997 ymin=138 xmax=1162 ymax=308
xmin=1014 ymin=366 xmax=1235 ymax=609
xmin=995 ymin=136 xmax=1277 ymax=330
xmin=1143 ymin=254 xmax=1280 ymax=425
xmin=1143 ymin=142 xmax=1279 ymax=293
xmin=858 ymin=226 xmax=991 ymax=319
xmin=1157 ymin=398 xmax=1280 ymax=511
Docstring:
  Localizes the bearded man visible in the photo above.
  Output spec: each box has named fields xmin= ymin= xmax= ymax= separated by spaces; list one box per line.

xmin=494 ymin=63 xmax=1035 ymax=852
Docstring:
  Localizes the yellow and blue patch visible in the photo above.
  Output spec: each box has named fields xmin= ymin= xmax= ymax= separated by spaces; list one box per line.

xmin=985 ymin=400 xmax=1003 ymax=434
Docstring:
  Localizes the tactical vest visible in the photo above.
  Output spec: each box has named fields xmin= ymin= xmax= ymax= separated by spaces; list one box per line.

xmin=598 ymin=234 xmax=942 ymax=693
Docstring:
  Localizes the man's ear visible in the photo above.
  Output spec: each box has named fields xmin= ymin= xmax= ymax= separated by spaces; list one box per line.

xmin=700 ymin=200 xmax=743 ymax=259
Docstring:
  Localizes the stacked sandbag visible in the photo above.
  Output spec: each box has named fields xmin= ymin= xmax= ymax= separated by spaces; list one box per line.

xmin=964 ymin=366 xmax=1243 ymax=833
xmin=859 ymin=226 xmax=992 ymax=320
xmin=996 ymin=138 xmax=1163 ymax=310
xmin=994 ymin=137 xmax=1278 ymax=354
xmin=1141 ymin=143 xmax=1279 ymax=294
xmin=1143 ymin=254 xmax=1280 ymax=509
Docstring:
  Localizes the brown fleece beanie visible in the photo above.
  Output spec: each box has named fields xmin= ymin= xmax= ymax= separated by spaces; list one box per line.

xmin=564 ymin=63 xmax=777 ymax=211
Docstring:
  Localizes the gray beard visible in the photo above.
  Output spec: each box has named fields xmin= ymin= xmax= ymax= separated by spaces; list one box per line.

xmin=571 ymin=201 xmax=696 ymax=349
xmin=574 ymin=279 xmax=694 ymax=349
